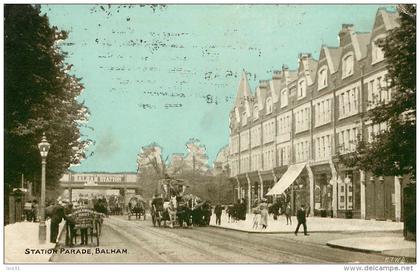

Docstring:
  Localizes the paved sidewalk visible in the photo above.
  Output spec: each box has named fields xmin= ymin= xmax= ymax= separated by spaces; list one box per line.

xmin=210 ymin=213 xmax=415 ymax=259
xmin=210 ymin=212 xmax=403 ymax=233
xmin=327 ymin=237 xmax=416 ymax=259
xmin=4 ymin=219 xmax=65 ymax=263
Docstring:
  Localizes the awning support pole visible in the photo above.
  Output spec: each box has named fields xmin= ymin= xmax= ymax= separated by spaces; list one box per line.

xmin=236 ymin=176 xmax=241 ymax=201
xmin=305 ymin=164 xmax=314 ymax=216
xmin=258 ymin=171 xmax=263 ymax=200
xmin=246 ymin=173 xmax=251 ymax=213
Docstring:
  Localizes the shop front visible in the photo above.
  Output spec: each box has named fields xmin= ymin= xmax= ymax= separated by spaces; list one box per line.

xmin=334 ymin=168 xmax=361 ymax=219
xmin=311 ymin=163 xmax=333 ymax=217
xmin=266 ymin=163 xmax=310 ymax=215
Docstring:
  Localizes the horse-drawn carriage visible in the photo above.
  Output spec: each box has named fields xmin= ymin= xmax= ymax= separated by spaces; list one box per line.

xmin=108 ymin=195 xmax=124 ymax=215
xmin=150 ymin=177 xmax=212 ymax=228
xmin=128 ymin=195 xmax=146 ymax=220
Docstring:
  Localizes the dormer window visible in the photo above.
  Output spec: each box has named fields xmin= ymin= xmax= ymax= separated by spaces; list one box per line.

xmin=318 ymin=66 xmax=328 ymax=90
xmin=280 ymin=88 xmax=288 ymax=108
xmin=266 ymin=97 xmax=273 ymax=114
xmin=242 ymin=111 xmax=247 ymax=126
xmin=253 ymin=105 xmax=259 ymax=120
xmin=297 ymin=79 xmax=306 ymax=99
xmin=372 ymin=35 xmax=385 ymax=64
xmin=342 ymin=52 xmax=354 ymax=78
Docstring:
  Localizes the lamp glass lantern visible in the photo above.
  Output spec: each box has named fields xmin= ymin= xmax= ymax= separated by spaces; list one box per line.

xmin=38 ymin=134 xmax=51 ymax=158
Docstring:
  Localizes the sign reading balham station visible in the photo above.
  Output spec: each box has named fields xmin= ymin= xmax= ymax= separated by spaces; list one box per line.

xmin=59 ymin=172 xmax=138 ymax=189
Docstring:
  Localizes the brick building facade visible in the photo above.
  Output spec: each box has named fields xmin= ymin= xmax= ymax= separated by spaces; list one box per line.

xmin=227 ymin=8 xmax=408 ymax=221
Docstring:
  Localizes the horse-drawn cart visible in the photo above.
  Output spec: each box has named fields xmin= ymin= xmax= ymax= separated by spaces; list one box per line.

xmin=128 ymin=195 xmax=146 ymax=220
xmin=150 ymin=177 xmax=211 ymax=228
xmin=69 ymin=207 xmax=104 ymax=246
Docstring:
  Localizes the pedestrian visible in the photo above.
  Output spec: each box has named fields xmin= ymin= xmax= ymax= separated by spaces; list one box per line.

xmin=214 ymin=204 xmax=223 ymax=225
xmin=285 ymin=203 xmax=292 ymax=225
xmin=32 ymin=200 xmax=39 ymax=222
xmin=259 ymin=199 xmax=269 ymax=230
xmin=294 ymin=205 xmax=309 ymax=236
xmin=50 ymin=201 xmax=65 ymax=243
xmin=64 ymin=203 xmax=75 ymax=246
xmin=252 ymin=206 xmax=261 ymax=229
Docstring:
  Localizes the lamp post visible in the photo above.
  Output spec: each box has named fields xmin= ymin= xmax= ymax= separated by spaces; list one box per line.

xmin=38 ymin=133 xmax=50 ymax=242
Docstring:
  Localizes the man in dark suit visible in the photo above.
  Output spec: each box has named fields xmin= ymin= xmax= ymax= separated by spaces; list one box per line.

xmin=214 ymin=204 xmax=223 ymax=225
xmin=294 ymin=205 xmax=309 ymax=236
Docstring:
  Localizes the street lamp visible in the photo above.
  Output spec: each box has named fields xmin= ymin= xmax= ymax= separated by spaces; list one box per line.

xmin=38 ymin=133 xmax=50 ymax=242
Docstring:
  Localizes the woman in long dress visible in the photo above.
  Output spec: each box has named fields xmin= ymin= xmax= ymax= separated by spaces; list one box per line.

xmin=259 ymin=199 xmax=269 ymax=230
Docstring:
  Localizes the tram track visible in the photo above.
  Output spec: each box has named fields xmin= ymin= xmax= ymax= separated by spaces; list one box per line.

xmin=105 ymin=217 xmax=180 ymax=262
xmin=177 ymin=226 xmax=330 ymax=263
xmin=111 ymin=216 xmax=326 ymax=263
xmin=108 ymin=216 xmax=236 ymax=263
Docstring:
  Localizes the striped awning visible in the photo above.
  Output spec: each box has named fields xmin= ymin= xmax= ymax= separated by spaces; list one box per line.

xmin=265 ymin=163 xmax=306 ymax=195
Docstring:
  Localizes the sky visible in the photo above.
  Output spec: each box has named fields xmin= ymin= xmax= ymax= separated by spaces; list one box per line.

xmin=41 ymin=4 xmax=391 ymax=173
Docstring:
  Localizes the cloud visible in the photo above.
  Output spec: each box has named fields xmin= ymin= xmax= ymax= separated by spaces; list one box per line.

xmin=94 ymin=128 xmax=119 ymax=158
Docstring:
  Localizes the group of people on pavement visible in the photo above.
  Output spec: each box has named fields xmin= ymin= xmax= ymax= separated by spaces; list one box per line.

xmin=251 ymin=198 xmax=269 ymax=230
xmin=212 ymin=198 xmax=310 ymax=235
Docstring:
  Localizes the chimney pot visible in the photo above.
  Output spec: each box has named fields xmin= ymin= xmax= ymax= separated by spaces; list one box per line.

xmin=338 ymin=24 xmax=354 ymax=47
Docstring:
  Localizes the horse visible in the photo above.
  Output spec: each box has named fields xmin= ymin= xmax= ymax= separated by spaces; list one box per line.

xmin=161 ymin=197 xmax=177 ymax=228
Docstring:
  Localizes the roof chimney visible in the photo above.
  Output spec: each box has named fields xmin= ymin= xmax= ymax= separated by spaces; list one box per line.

xmin=282 ymin=64 xmax=289 ymax=80
xmin=338 ymin=24 xmax=354 ymax=47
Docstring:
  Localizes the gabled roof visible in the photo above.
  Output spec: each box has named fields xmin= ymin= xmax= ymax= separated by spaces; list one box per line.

xmin=270 ymin=78 xmax=280 ymax=103
xmin=288 ymin=70 xmax=298 ymax=82
xmin=379 ymin=8 xmax=400 ymax=30
xmin=319 ymin=46 xmax=342 ymax=74
xmin=308 ymin=58 xmax=318 ymax=83
xmin=297 ymin=54 xmax=318 ymax=85
xmin=234 ymin=70 xmax=252 ymax=107
xmin=355 ymin=32 xmax=372 ymax=59
xmin=327 ymin=47 xmax=342 ymax=72
xmin=255 ymin=84 xmax=267 ymax=110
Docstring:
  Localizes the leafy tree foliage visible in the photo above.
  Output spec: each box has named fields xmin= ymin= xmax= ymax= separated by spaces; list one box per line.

xmin=4 ymin=5 xmax=91 ymax=193
xmin=340 ymin=5 xmax=416 ymax=178
xmin=136 ymin=141 xmax=232 ymax=203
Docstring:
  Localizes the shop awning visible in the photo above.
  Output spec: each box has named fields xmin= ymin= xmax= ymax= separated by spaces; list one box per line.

xmin=265 ymin=163 xmax=306 ymax=196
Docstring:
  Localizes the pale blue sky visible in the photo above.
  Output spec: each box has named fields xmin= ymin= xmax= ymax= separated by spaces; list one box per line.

xmin=41 ymin=4 xmax=392 ymax=172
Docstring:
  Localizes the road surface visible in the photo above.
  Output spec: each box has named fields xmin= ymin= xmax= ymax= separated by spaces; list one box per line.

xmin=51 ymin=215 xmax=392 ymax=263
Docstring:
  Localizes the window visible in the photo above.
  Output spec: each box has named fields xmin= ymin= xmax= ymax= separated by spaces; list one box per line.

xmin=297 ymin=79 xmax=306 ymax=99
xmin=342 ymin=52 xmax=354 ymax=78
xmin=337 ymin=82 xmax=360 ymax=119
xmin=366 ymin=72 xmax=390 ymax=110
xmin=337 ymin=125 xmax=359 ymax=153
xmin=318 ymin=66 xmax=328 ymax=90
xmin=372 ymin=35 xmax=385 ymax=64
xmin=314 ymin=95 xmax=332 ymax=127
xmin=280 ymin=89 xmax=288 ymax=107
xmin=295 ymin=106 xmax=310 ymax=133
xmin=242 ymin=111 xmax=247 ymax=126
xmin=240 ymin=130 xmax=249 ymax=151
xmin=266 ymin=97 xmax=273 ymax=114
xmin=253 ymin=105 xmax=259 ymax=120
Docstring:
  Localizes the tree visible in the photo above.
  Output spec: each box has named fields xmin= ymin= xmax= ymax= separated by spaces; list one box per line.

xmin=136 ymin=143 xmax=167 ymax=177
xmin=340 ymin=5 xmax=416 ymax=178
xmin=184 ymin=138 xmax=210 ymax=175
xmin=4 ymin=5 xmax=91 ymax=194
